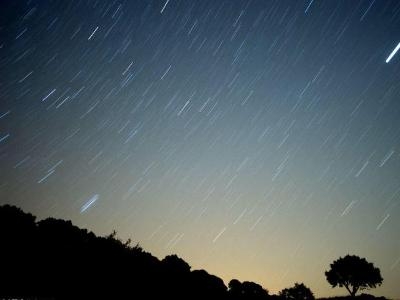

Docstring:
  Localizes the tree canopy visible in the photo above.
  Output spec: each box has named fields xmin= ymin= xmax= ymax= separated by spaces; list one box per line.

xmin=228 ymin=279 xmax=269 ymax=299
xmin=325 ymin=255 xmax=383 ymax=297
xmin=279 ymin=283 xmax=315 ymax=300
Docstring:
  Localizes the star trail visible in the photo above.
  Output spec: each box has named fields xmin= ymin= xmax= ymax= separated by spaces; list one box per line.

xmin=1 ymin=0 xmax=400 ymax=298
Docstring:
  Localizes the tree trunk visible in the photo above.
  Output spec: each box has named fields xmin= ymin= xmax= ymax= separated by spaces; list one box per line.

xmin=350 ymin=286 xmax=359 ymax=298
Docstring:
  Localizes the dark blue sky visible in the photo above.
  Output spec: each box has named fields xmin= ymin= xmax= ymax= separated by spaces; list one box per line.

xmin=1 ymin=0 xmax=399 ymax=297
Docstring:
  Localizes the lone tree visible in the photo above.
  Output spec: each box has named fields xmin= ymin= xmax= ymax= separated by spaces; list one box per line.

xmin=325 ymin=255 xmax=383 ymax=297
xmin=279 ymin=283 xmax=315 ymax=300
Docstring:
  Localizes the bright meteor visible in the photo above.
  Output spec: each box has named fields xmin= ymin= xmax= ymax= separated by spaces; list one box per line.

xmin=386 ymin=42 xmax=400 ymax=63
xmin=80 ymin=194 xmax=99 ymax=213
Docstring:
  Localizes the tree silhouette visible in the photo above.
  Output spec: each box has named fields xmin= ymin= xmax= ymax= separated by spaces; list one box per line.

xmin=325 ymin=255 xmax=383 ymax=297
xmin=160 ymin=254 xmax=192 ymax=298
xmin=162 ymin=254 xmax=191 ymax=273
xmin=279 ymin=283 xmax=315 ymax=300
xmin=229 ymin=279 xmax=243 ymax=298
xmin=190 ymin=269 xmax=227 ymax=299
xmin=228 ymin=279 xmax=269 ymax=299
xmin=1 ymin=204 xmax=389 ymax=300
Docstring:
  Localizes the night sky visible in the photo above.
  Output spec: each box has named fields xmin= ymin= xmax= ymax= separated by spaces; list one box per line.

xmin=1 ymin=0 xmax=400 ymax=298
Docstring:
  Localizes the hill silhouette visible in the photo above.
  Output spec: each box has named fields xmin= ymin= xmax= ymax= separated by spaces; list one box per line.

xmin=0 ymin=204 xmax=389 ymax=300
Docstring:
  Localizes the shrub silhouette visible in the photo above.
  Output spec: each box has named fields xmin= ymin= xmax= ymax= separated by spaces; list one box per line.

xmin=0 ymin=205 xmax=37 ymax=295
xmin=325 ymin=255 xmax=383 ymax=297
xmin=0 ymin=204 xmax=231 ymax=299
xmin=279 ymin=283 xmax=315 ymax=300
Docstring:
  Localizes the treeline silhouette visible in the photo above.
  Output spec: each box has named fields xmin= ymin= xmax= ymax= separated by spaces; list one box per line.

xmin=0 ymin=204 xmax=388 ymax=300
